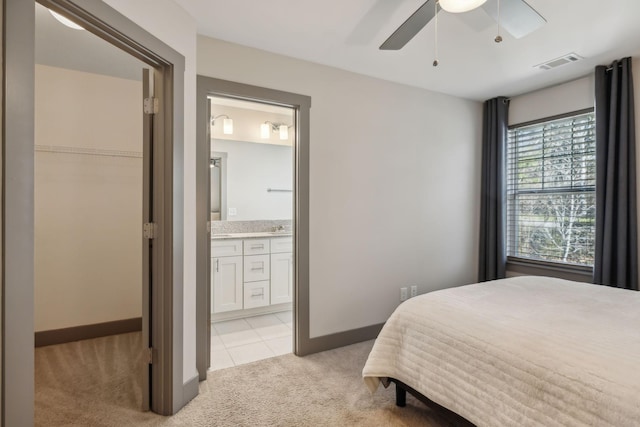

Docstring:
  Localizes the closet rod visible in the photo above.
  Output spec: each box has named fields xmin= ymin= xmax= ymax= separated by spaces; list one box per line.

xmin=35 ymin=145 xmax=142 ymax=159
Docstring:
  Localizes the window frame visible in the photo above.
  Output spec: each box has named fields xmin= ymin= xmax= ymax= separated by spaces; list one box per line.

xmin=505 ymin=108 xmax=595 ymax=281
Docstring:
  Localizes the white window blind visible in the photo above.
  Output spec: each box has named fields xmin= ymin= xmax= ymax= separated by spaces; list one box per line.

xmin=506 ymin=110 xmax=596 ymax=266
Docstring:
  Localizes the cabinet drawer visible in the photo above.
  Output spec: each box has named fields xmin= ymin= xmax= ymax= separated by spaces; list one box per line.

xmin=271 ymin=236 xmax=293 ymax=254
xmin=244 ymin=238 xmax=270 ymax=255
xmin=211 ymin=239 xmax=242 ymax=257
xmin=244 ymin=281 xmax=270 ymax=309
xmin=244 ymin=254 xmax=270 ymax=282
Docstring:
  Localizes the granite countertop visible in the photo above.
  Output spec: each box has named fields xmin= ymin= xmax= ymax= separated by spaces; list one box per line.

xmin=212 ymin=231 xmax=292 ymax=240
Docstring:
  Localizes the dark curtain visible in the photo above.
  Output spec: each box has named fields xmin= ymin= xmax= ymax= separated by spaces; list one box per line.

xmin=478 ymin=96 xmax=509 ymax=282
xmin=594 ymin=57 xmax=638 ymax=290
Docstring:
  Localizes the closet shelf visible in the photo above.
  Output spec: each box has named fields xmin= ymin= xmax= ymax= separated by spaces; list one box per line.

xmin=35 ymin=144 xmax=142 ymax=159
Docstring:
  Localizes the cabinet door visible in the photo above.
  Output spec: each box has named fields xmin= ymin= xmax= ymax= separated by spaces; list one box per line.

xmin=271 ymin=252 xmax=293 ymax=304
xmin=212 ymin=256 xmax=243 ymax=313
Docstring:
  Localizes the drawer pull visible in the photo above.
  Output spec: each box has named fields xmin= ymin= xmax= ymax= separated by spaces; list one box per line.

xmin=251 ymin=266 xmax=264 ymax=271
xmin=251 ymin=244 xmax=264 ymax=249
xmin=251 ymin=289 xmax=264 ymax=297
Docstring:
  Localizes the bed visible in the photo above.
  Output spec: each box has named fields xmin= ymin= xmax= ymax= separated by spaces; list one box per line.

xmin=362 ymin=276 xmax=640 ymax=426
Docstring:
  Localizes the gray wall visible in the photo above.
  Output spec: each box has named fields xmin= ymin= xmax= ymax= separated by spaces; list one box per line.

xmin=197 ymin=36 xmax=483 ymax=339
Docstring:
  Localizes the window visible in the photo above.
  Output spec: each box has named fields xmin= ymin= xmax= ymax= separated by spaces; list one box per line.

xmin=506 ymin=110 xmax=596 ymax=267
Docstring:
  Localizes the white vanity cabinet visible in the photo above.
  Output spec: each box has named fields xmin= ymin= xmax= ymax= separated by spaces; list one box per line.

xmin=270 ymin=237 xmax=293 ymax=304
xmin=212 ymin=235 xmax=293 ymax=316
xmin=212 ymin=239 xmax=243 ymax=313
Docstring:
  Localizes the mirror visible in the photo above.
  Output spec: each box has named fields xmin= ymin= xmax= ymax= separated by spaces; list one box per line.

xmin=209 ymin=96 xmax=294 ymax=222
xmin=210 ymin=153 xmax=226 ymax=220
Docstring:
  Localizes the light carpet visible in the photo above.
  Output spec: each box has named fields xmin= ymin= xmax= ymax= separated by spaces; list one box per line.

xmin=35 ymin=332 xmax=462 ymax=426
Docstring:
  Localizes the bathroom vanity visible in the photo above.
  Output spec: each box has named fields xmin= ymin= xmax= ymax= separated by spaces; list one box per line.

xmin=211 ymin=233 xmax=293 ymax=319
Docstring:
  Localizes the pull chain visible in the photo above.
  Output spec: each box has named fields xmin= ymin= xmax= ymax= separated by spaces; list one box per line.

xmin=495 ymin=0 xmax=503 ymax=43
xmin=433 ymin=0 xmax=439 ymax=66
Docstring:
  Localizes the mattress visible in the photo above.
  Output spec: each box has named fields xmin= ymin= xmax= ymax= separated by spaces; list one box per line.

xmin=362 ymin=276 xmax=640 ymax=426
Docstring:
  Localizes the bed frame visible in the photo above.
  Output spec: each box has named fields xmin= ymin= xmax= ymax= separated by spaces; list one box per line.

xmin=390 ymin=378 xmax=476 ymax=426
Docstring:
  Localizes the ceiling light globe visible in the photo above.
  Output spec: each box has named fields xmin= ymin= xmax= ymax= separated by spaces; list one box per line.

xmin=439 ymin=0 xmax=487 ymax=13
xmin=49 ymin=10 xmax=85 ymax=30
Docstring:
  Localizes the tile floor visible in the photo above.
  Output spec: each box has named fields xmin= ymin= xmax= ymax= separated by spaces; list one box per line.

xmin=210 ymin=310 xmax=292 ymax=370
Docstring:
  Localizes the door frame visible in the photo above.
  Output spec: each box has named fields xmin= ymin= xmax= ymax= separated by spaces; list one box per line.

xmin=195 ymin=76 xmax=311 ymax=379
xmin=3 ymin=0 xmax=186 ymax=420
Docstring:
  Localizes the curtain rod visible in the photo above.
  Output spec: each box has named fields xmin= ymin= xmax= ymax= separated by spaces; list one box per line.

xmin=606 ymin=63 xmax=623 ymax=72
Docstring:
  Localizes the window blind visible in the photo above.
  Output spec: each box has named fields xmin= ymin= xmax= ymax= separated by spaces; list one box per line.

xmin=506 ymin=111 xmax=596 ymax=266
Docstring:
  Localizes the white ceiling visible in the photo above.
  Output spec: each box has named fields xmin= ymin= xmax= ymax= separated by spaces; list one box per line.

xmin=175 ymin=0 xmax=640 ymax=101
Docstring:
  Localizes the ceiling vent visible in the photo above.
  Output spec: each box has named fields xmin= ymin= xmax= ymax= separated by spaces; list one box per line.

xmin=536 ymin=53 xmax=583 ymax=70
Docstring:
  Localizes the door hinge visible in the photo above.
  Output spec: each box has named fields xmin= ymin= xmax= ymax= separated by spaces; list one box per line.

xmin=144 ymin=97 xmax=159 ymax=114
xmin=143 ymin=222 xmax=157 ymax=239
xmin=146 ymin=347 xmax=155 ymax=364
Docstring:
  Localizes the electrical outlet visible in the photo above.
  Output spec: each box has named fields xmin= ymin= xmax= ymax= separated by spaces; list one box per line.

xmin=400 ymin=287 xmax=408 ymax=301
xmin=410 ymin=286 xmax=418 ymax=298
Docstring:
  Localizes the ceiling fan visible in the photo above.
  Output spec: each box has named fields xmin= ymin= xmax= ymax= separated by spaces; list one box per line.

xmin=379 ymin=0 xmax=546 ymax=50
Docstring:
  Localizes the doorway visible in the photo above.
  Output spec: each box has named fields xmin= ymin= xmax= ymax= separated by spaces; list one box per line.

xmin=2 ymin=0 xmax=186 ymax=421
xmin=195 ymin=76 xmax=311 ymax=379
xmin=208 ymin=96 xmax=296 ymax=369
xmin=33 ymin=1 xmax=148 ymax=419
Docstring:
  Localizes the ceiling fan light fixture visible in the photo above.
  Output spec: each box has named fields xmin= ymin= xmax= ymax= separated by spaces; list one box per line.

xmin=439 ymin=0 xmax=487 ymax=13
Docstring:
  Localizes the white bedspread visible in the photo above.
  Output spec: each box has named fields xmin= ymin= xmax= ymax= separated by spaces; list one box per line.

xmin=362 ymin=276 xmax=640 ymax=426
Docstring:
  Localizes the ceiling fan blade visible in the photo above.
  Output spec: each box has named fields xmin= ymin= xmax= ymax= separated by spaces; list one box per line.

xmin=379 ymin=0 xmax=437 ymax=50
xmin=481 ymin=0 xmax=546 ymax=39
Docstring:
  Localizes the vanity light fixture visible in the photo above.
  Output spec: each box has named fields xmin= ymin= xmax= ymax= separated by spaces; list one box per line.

xmin=438 ymin=0 xmax=486 ymax=13
xmin=49 ymin=9 xmax=85 ymax=30
xmin=212 ymin=114 xmax=233 ymax=135
xmin=260 ymin=122 xmax=271 ymax=139
xmin=279 ymin=124 xmax=289 ymax=140
xmin=261 ymin=121 xmax=292 ymax=140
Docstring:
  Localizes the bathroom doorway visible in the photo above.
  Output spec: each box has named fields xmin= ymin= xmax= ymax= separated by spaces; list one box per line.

xmin=208 ymin=96 xmax=295 ymax=369
xmin=195 ymin=76 xmax=311 ymax=378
